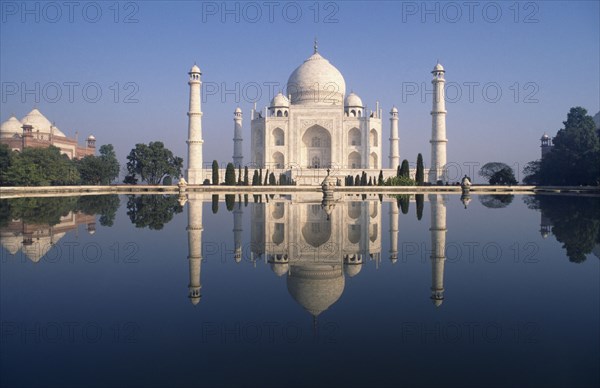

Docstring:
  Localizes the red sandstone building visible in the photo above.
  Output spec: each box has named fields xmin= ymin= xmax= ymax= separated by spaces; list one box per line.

xmin=0 ymin=108 xmax=95 ymax=159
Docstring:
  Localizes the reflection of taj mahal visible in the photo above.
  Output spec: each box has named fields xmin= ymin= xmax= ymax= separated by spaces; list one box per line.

xmin=183 ymin=193 xmax=449 ymax=317
xmin=186 ymin=41 xmax=448 ymax=185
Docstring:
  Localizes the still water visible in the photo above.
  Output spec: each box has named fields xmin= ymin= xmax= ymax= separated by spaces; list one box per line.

xmin=1 ymin=193 xmax=598 ymax=387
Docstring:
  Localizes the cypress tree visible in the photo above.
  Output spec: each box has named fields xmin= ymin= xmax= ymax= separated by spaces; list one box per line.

xmin=400 ymin=159 xmax=410 ymax=178
xmin=244 ymin=166 xmax=249 ymax=185
xmin=225 ymin=163 xmax=236 ymax=185
xmin=355 ymin=174 xmax=360 ymax=186
xmin=212 ymin=160 xmax=219 ymax=185
xmin=416 ymin=153 xmax=424 ymax=185
xmin=378 ymin=170 xmax=384 ymax=185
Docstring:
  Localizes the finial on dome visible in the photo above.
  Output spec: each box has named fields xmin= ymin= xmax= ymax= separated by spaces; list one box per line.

xmin=314 ymin=37 xmax=318 ymax=54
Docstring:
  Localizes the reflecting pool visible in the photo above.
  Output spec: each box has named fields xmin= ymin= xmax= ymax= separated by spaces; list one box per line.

xmin=1 ymin=193 xmax=598 ymax=387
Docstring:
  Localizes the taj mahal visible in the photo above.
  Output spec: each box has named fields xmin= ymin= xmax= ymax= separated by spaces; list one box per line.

xmin=186 ymin=42 xmax=448 ymax=185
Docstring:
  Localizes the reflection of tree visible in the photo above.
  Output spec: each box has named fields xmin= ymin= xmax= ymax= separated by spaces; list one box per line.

xmin=126 ymin=195 xmax=182 ymax=230
xmin=395 ymin=195 xmax=410 ymax=214
xmin=478 ymin=195 xmax=514 ymax=209
xmin=76 ymin=195 xmax=120 ymax=226
xmin=0 ymin=197 xmax=78 ymax=226
xmin=416 ymin=194 xmax=424 ymax=220
xmin=0 ymin=195 xmax=120 ymax=228
xmin=225 ymin=194 xmax=235 ymax=211
xmin=524 ymin=195 xmax=600 ymax=263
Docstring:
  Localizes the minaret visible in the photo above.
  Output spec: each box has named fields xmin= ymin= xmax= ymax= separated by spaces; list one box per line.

xmin=187 ymin=64 xmax=203 ymax=184
xmin=233 ymin=107 xmax=243 ymax=167
xmin=233 ymin=202 xmax=243 ymax=263
xmin=389 ymin=107 xmax=400 ymax=168
xmin=389 ymin=200 xmax=399 ymax=263
xmin=429 ymin=63 xmax=447 ymax=184
xmin=429 ymin=194 xmax=447 ymax=307
xmin=540 ymin=133 xmax=552 ymax=158
xmin=187 ymin=193 xmax=203 ymax=305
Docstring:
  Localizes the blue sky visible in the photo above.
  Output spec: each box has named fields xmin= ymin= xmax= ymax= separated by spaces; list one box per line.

xmin=1 ymin=0 xmax=598 ymax=180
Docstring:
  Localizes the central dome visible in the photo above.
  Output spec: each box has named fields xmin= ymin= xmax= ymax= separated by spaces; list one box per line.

xmin=286 ymin=52 xmax=346 ymax=106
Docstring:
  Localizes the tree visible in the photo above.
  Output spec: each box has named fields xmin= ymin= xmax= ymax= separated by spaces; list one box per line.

xmin=244 ymin=166 xmax=249 ymax=185
xmin=385 ymin=176 xmax=416 ymax=186
xmin=259 ymin=169 xmax=263 ymax=185
xmin=479 ymin=162 xmax=515 ymax=184
xmin=252 ymin=170 xmax=259 ymax=185
xmin=225 ymin=163 xmax=236 ymax=185
xmin=399 ymin=159 xmax=410 ymax=178
xmin=354 ymin=175 xmax=360 ymax=186
xmin=264 ymin=169 xmax=269 ymax=185
xmin=396 ymin=165 xmax=401 ymax=177
xmin=539 ymin=107 xmax=600 ymax=185
xmin=0 ymin=144 xmax=11 ymax=186
xmin=523 ymin=160 xmax=541 ymax=185
xmin=269 ymin=172 xmax=276 ymax=185
xmin=361 ymin=171 xmax=367 ymax=186
xmin=125 ymin=142 xmax=183 ymax=185
xmin=489 ymin=168 xmax=518 ymax=185
xmin=416 ymin=153 xmax=424 ymax=185
xmin=238 ymin=166 xmax=242 ymax=185
xmin=77 ymin=144 xmax=120 ymax=185
xmin=76 ymin=195 xmax=120 ymax=226
xmin=378 ymin=170 xmax=384 ymax=185
xmin=2 ymin=146 xmax=80 ymax=186
xmin=212 ymin=160 xmax=219 ymax=185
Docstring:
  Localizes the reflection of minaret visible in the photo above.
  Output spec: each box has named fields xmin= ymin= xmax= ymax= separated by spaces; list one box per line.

xmin=429 ymin=194 xmax=447 ymax=307
xmin=540 ymin=213 xmax=552 ymax=239
xmin=233 ymin=203 xmax=243 ymax=263
xmin=187 ymin=194 xmax=203 ymax=305
xmin=389 ymin=200 xmax=399 ymax=263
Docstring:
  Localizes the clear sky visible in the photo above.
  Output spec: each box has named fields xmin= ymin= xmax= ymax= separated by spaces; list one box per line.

xmin=1 ymin=0 xmax=598 ymax=181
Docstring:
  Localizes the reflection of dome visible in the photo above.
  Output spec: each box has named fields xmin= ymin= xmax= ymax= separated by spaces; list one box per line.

xmin=344 ymin=92 xmax=363 ymax=107
xmin=21 ymin=109 xmax=66 ymax=137
xmin=271 ymin=92 xmax=290 ymax=107
xmin=0 ymin=116 xmax=22 ymax=139
xmin=190 ymin=296 xmax=201 ymax=306
xmin=287 ymin=265 xmax=344 ymax=316
xmin=286 ymin=51 xmax=346 ymax=105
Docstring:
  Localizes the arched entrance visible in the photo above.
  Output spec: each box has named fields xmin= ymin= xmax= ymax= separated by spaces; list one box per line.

xmin=302 ymin=125 xmax=331 ymax=168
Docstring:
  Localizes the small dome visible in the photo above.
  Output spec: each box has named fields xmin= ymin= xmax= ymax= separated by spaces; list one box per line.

xmin=0 ymin=116 xmax=22 ymax=139
xmin=541 ymin=133 xmax=550 ymax=140
xmin=433 ymin=62 xmax=445 ymax=72
xmin=271 ymin=92 xmax=289 ymax=107
xmin=286 ymin=52 xmax=346 ymax=106
xmin=390 ymin=106 xmax=398 ymax=113
xmin=234 ymin=107 xmax=242 ymax=113
xmin=21 ymin=109 xmax=66 ymax=137
xmin=87 ymin=135 xmax=95 ymax=140
xmin=190 ymin=64 xmax=201 ymax=73
xmin=344 ymin=92 xmax=363 ymax=107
